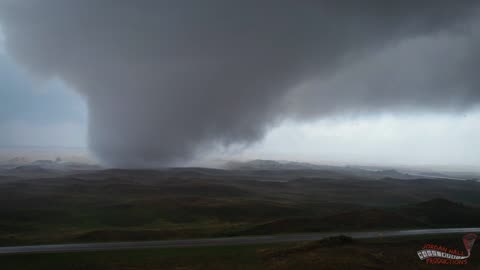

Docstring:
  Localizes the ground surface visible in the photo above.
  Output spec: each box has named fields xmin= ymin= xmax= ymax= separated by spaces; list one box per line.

xmin=1 ymin=168 xmax=480 ymax=246
xmin=2 ymin=234 xmax=479 ymax=270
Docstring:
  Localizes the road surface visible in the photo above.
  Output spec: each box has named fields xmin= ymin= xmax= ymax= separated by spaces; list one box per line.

xmin=0 ymin=228 xmax=478 ymax=255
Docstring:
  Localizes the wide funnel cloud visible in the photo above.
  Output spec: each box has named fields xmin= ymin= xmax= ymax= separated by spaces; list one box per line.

xmin=1 ymin=1 xmax=480 ymax=167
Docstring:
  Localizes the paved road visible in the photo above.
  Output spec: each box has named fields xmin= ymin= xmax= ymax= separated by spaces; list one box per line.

xmin=0 ymin=228 xmax=478 ymax=255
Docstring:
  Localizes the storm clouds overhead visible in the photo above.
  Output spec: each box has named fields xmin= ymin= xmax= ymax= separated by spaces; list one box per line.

xmin=1 ymin=1 xmax=479 ymax=167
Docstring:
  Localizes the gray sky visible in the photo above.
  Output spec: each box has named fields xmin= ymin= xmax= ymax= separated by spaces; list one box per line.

xmin=0 ymin=1 xmax=479 ymax=168
xmin=0 ymin=31 xmax=86 ymax=148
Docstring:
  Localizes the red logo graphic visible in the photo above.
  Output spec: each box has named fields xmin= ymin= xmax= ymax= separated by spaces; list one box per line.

xmin=417 ymin=233 xmax=477 ymax=265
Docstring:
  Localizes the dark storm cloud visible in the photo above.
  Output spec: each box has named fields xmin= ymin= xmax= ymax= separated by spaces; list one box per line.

xmin=0 ymin=1 xmax=479 ymax=167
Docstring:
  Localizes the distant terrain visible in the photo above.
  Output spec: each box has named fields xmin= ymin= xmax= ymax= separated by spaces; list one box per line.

xmin=0 ymin=159 xmax=479 ymax=246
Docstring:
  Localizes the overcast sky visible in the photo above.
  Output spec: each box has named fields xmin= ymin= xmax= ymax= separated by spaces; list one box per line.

xmin=0 ymin=30 xmax=86 ymax=148
xmin=0 ymin=1 xmax=479 ymax=168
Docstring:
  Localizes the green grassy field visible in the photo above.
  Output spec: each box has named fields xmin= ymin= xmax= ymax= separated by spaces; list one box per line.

xmin=2 ymin=234 xmax=479 ymax=270
xmin=1 ymin=169 xmax=480 ymax=246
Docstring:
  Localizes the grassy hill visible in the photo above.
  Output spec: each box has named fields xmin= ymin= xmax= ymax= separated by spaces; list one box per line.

xmin=0 ymin=168 xmax=479 ymax=245
xmin=235 ymin=198 xmax=480 ymax=235
xmin=2 ymin=234 xmax=479 ymax=270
